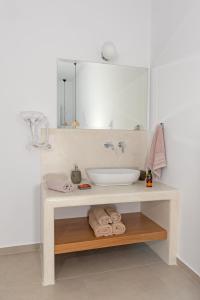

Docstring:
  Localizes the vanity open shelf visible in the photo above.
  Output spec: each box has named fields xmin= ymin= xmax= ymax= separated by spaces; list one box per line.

xmin=42 ymin=182 xmax=178 ymax=285
xmin=54 ymin=212 xmax=167 ymax=254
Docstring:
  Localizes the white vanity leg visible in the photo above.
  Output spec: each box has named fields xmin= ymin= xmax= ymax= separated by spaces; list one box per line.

xmin=168 ymin=196 xmax=179 ymax=264
xmin=141 ymin=194 xmax=179 ymax=265
xmin=42 ymin=203 xmax=55 ymax=286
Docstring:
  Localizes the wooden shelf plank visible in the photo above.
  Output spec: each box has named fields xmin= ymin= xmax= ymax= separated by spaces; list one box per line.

xmin=54 ymin=212 xmax=167 ymax=254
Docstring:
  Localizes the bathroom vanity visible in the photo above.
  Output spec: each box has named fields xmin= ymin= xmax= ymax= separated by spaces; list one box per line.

xmin=41 ymin=181 xmax=179 ymax=286
xmin=39 ymin=58 xmax=178 ymax=286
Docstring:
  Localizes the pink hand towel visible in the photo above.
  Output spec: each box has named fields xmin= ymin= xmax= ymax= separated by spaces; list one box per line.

xmin=146 ymin=124 xmax=167 ymax=178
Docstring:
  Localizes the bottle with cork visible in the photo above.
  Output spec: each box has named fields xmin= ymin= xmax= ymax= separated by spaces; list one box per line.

xmin=146 ymin=169 xmax=153 ymax=187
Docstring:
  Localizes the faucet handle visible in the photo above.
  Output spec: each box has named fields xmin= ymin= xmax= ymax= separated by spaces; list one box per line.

xmin=118 ymin=141 xmax=126 ymax=153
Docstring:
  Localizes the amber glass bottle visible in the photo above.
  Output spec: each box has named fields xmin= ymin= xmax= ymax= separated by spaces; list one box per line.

xmin=146 ymin=169 xmax=153 ymax=187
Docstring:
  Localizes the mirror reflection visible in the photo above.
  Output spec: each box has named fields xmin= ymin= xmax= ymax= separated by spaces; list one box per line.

xmin=57 ymin=59 xmax=148 ymax=129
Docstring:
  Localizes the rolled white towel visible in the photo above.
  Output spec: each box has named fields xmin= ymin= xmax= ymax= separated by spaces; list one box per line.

xmin=92 ymin=207 xmax=112 ymax=225
xmin=89 ymin=211 xmax=112 ymax=237
xmin=112 ymin=222 xmax=126 ymax=235
xmin=104 ymin=206 xmax=121 ymax=223
xmin=45 ymin=173 xmax=75 ymax=193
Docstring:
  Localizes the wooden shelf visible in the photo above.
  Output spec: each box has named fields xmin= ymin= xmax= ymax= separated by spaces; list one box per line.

xmin=54 ymin=212 xmax=167 ymax=254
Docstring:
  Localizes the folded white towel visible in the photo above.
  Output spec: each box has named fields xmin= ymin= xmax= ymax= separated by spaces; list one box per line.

xmin=45 ymin=173 xmax=75 ymax=193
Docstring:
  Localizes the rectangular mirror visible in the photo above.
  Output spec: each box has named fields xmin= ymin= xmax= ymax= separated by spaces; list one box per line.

xmin=57 ymin=59 xmax=148 ymax=129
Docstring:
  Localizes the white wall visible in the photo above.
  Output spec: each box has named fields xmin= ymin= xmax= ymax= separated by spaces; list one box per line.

xmin=151 ymin=0 xmax=200 ymax=276
xmin=0 ymin=0 xmax=150 ymax=247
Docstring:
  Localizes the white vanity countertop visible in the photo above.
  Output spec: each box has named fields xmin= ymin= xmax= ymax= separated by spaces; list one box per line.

xmin=42 ymin=181 xmax=178 ymax=208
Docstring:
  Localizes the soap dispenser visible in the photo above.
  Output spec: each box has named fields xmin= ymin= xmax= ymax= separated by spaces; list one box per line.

xmin=71 ymin=165 xmax=82 ymax=184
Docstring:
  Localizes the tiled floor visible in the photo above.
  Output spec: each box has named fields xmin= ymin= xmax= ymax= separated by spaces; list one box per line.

xmin=0 ymin=244 xmax=199 ymax=300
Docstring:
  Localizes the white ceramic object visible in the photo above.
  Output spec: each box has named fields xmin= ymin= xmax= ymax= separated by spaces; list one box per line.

xmin=86 ymin=168 xmax=140 ymax=186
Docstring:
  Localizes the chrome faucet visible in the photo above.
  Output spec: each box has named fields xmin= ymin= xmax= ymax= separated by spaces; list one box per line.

xmin=118 ymin=141 xmax=126 ymax=153
xmin=104 ymin=142 xmax=115 ymax=151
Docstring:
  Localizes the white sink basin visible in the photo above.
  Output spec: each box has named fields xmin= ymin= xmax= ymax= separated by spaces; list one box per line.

xmin=86 ymin=168 xmax=140 ymax=186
